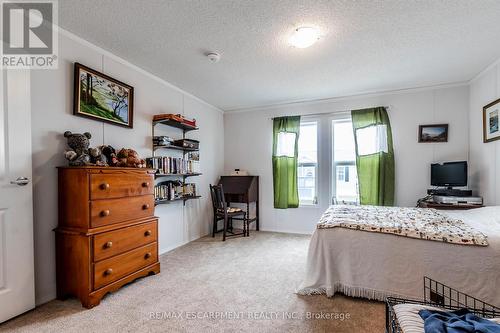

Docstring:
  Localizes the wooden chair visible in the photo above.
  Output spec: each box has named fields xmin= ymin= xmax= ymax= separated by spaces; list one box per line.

xmin=209 ymin=184 xmax=247 ymax=241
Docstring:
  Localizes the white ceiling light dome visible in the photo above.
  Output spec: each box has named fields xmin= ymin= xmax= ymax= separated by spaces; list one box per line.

xmin=289 ymin=27 xmax=322 ymax=48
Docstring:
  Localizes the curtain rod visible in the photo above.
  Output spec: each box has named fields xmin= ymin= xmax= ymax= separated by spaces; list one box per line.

xmin=270 ymin=106 xmax=391 ymax=120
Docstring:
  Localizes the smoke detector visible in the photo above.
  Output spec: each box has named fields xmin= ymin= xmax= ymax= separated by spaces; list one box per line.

xmin=205 ymin=52 xmax=221 ymax=63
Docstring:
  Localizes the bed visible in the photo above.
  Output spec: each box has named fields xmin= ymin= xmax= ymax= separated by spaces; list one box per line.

xmin=296 ymin=205 xmax=500 ymax=307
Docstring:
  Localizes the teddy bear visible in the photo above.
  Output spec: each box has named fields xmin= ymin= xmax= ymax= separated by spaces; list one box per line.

xmin=99 ymin=145 xmax=118 ymax=167
xmin=116 ymin=148 xmax=146 ymax=168
xmin=63 ymin=131 xmax=107 ymax=166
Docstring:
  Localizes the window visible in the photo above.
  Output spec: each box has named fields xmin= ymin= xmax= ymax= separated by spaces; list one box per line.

xmin=298 ymin=121 xmax=317 ymax=205
xmin=332 ymin=120 xmax=358 ymax=204
xmin=275 ymin=132 xmax=296 ymax=157
xmin=355 ymin=124 xmax=388 ymax=156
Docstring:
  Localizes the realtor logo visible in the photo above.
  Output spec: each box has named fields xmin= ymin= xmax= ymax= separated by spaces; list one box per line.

xmin=1 ymin=0 xmax=58 ymax=69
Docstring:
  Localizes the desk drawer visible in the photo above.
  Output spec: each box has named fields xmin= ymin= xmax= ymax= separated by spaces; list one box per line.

xmin=93 ymin=242 xmax=157 ymax=290
xmin=90 ymin=195 xmax=154 ymax=228
xmin=93 ymin=221 xmax=157 ymax=261
xmin=90 ymin=173 xmax=153 ymax=200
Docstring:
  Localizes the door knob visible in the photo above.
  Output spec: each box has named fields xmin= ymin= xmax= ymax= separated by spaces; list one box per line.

xmin=10 ymin=177 xmax=30 ymax=186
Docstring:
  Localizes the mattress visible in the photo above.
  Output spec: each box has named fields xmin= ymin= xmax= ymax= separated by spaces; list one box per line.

xmin=297 ymin=206 xmax=500 ymax=306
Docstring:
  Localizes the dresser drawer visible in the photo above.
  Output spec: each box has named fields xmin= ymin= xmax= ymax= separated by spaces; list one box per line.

xmin=90 ymin=173 xmax=153 ymax=200
xmin=93 ymin=242 xmax=158 ymax=290
xmin=93 ymin=221 xmax=157 ymax=261
xmin=90 ymin=195 xmax=155 ymax=228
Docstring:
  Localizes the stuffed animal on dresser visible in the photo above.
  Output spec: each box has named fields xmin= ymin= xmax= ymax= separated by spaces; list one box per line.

xmin=99 ymin=145 xmax=118 ymax=166
xmin=63 ymin=131 xmax=106 ymax=166
xmin=116 ymin=148 xmax=146 ymax=168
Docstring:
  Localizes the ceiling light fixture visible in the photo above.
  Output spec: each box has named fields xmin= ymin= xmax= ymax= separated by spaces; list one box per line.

xmin=289 ymin=27 xmax=321 ymax=48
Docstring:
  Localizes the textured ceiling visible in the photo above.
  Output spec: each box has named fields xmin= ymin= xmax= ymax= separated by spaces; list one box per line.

xmin=59 ymin=0 xmax=500 ymax=111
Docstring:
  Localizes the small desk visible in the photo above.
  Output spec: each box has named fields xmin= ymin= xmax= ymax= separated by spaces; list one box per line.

xmin=219 ymin=176 xmax=259 ymax=231
xmin=418 ymin=201 xmax=484 ymax=210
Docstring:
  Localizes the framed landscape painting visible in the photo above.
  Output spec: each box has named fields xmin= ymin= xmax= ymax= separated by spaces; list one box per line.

xmin=73 ymin=63 xmax=134 ymax=128
xmin=483 ymin=98 xmax=500 ymax=143
xmin=418 ymin=124 xmax=448 ymax=143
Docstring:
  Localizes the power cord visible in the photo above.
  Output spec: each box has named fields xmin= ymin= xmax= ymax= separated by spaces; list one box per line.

xmin=416 ymin=194 xmax=433 ymax=208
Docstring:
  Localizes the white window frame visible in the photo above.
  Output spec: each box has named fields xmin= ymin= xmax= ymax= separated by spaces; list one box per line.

xmin=331 ymin=117 xmax=358 ymax=205
xmin=298 ymin=120 xmax=319 ymax=206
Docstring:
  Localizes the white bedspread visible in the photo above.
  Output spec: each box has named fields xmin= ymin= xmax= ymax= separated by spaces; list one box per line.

xmin=297 ymin=206 xmax=500 ymax=306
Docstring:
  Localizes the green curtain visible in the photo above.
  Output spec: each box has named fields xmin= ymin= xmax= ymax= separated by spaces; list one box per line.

xmin=351 ymin=107 xmax=395 ymax=206
xmin=272 ymin=116 xmax=301 ymax=209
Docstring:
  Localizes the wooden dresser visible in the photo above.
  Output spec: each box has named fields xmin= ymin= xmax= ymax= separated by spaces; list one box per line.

xmin=55 ymin=166 xmax=160 ymax=308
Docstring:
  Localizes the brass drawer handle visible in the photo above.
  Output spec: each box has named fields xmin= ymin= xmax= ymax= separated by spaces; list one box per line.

xmin=142 ymin=182 xmax=149 ymax=188
xmin=142 ymin=204 xmax=150 ymax=210
xmin=104 ymin=241 xmax=113 ymax=249
xmin=144 ymin=230 xmax=152 ymax=237
xmin=104 ymin=268 xmax=113 ymax=276
xmin=144 ymin=252 xmax=152 ymax=259
xmin=99 ymin=183 xmax=110 ymax=190
xmin=100 ymin=210 xmax=110 ymax=217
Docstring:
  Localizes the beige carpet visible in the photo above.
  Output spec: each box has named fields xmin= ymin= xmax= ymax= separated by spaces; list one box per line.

xmin=0 ymin=232 xmax=385 ymax=333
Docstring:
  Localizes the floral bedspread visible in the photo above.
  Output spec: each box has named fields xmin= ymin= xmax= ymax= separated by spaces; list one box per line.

xmin=317 ymin=205 xmax=488 ymax=246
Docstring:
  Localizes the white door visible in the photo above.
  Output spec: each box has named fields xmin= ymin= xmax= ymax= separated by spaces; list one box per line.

xmin=0 ymin=69 xmax=35 ymax=322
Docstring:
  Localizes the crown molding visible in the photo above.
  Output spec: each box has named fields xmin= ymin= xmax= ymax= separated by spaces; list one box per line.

xmin=224 ymin=81 xmax=469 ymax=114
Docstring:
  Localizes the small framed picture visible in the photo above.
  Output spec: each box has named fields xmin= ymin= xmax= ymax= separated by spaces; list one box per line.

xmin=73 ymin=63 xmax=134 ymax=128
xmin=418 ymin=124 xmax=448 ymax=143
xmin=483 ymin=98 xmax=500 ymax=143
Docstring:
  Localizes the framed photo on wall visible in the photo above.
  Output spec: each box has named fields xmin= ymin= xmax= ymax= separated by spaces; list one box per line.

xmin=418 ymin=124 xmax=448 ymax=143
xmin=483 ymin=98 xmax=500 ymax=143
xmin=73 ymin=63 xmax=134 ymax=128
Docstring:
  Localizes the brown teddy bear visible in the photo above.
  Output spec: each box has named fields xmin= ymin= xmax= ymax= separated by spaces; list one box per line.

xmin=63 ymin=131 xmax=107 ymax=166
xmin=116 ymin=148 xmax=146 ymax=168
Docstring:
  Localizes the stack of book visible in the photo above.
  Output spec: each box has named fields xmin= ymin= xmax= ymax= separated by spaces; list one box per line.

xmin=146 ymin=156 xmax=200 ymax=174
xmin=153 ymin=114 xmax=197 ymax=128
xmin=153 ymin=136 xmax=174 ymax=147
xmin=154 ymin=182 xmax=197 ymax=201
xmin=183 ymin=183 xmax=197 ymax=197
xmin=154 ymin=181 xmax=183 ymax=201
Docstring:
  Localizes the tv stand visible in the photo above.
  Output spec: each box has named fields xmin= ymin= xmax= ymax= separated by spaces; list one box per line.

xmin=427 ymin=188 xmax=472 ymax=197
xmin=418 ymin=201 xmax=483 ymax=210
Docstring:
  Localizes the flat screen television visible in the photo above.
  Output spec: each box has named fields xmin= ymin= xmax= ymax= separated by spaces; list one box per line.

xmin=431 ymin=161 xmax=467 ymax=187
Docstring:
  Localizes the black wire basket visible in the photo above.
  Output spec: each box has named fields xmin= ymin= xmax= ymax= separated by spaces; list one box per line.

xmin=386 ymin=276 xmax=500 ymax=333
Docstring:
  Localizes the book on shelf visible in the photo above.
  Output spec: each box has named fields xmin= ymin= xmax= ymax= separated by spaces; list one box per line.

xmin=154 ymin=181 xmax=197 ymax=201
xmin=146 ymin=156 xmax=200 ymax=175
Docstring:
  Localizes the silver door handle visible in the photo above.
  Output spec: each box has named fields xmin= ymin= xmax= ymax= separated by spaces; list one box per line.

xmin=10 ymin=177 xmax=30 ymax=186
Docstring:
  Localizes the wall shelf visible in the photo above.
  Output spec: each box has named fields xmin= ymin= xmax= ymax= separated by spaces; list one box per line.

xmin=155 ymin=172 xmax=202 ymax=179
xmin=153 ymin=144 xmax=199 ymax=152
xmin=152 ymin=118 xmax=198 ymax=132
xmin=155 ymin=195 xmax=202 ymax=206
xmin=151 ymin=115 xmax=201 ymax=203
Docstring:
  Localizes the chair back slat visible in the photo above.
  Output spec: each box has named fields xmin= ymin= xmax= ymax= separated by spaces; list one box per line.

xmin=209 ymin=184 xmax=226 ymax=212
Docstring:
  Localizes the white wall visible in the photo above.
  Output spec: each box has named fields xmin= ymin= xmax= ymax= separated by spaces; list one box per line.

xmin=224 ymin=85 xmax=470 ymax=234
xmin=469 ymin=62 xmax=500 ymax=205
xmin=30 ymin=31 xmax=224 ymax=305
